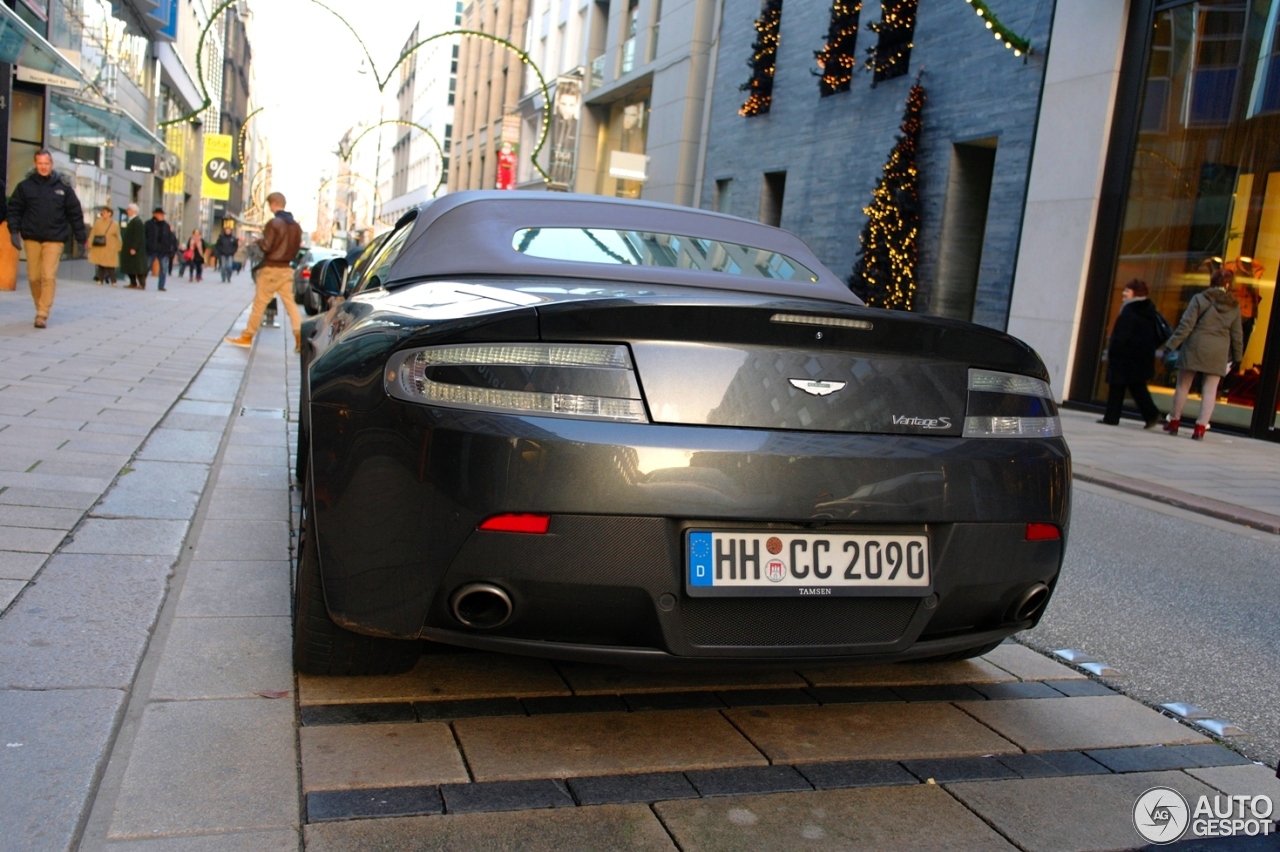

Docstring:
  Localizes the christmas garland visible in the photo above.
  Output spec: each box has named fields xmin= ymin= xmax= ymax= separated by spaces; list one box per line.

xmin=963 ymin=0 xmax=1030 ymax=57
xmin=864 ymin=0 xmax=917 ymax=83
xmin=814 ymin=1 xmax=862 ymax=96
xmin=740 ymin=0 xmax=783 ymax=116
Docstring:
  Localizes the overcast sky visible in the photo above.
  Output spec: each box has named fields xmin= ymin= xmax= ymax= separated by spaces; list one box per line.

xmin=244 ymin=0 xmax=427 ymax=229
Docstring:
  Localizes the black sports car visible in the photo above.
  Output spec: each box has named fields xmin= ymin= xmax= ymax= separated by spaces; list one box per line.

xmin=295 ymin=191 xmax=1069 ymax=675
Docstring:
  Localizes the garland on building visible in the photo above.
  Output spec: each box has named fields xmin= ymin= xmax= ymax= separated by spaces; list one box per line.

xmin=740 ymin=0 xmax=783 ymax=116
xmin=813 ymin=2 xmax=862 ymax=96
xmin=849 ymin=80 xmax=926 ymax=309
xmin=963 ymin=0 xmax=1031 ymax=57
xmin=864 ymin=0 xmax=917 ymax=84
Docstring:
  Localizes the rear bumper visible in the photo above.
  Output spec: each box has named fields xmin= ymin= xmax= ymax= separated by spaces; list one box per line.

xmin=309 ymin=402 xmax=1070 ymax=660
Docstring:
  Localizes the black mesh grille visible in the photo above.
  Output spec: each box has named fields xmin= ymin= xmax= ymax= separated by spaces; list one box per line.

xmin=681 ymin=597 xmax=918 ymax=647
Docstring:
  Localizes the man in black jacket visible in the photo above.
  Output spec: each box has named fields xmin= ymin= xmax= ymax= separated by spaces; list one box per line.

xmin=214 ymin=226 xmax=239 ymax=282
xmin=143 ymin=208 xmax=177 ymax=290
xmin=7 ymin=150 xmax=88 ymax=327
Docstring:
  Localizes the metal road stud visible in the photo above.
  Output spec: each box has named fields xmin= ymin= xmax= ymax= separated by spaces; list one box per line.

xmin=1053 ymin=649 xmax=1097 ymax=664
xmin=1193 ymin=719 xmax=1245 ymax=737
xmin=1161 ymin=702 xmax=1213 ymax=720
xmin=1079 ymin=661 xmax=1123 ymax=677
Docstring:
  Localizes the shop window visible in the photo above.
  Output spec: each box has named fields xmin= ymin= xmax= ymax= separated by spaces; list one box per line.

xmin=1250 ymin=3 xmax=1280 ymax=115
xmin=1187 ymin=4 xmax=1247 ymax=127
xmin=1141 ymin=12 xmax=1175 ymax=131
xmin=932 ymin=139 xmax=997 ymax=322
xmin=759 ymin=171 xmax=786 ymax=227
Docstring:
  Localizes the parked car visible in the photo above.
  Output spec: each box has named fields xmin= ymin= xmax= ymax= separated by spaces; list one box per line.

xmin=294 ymin=191 xmax=1070 ymax=675
xmin=292 ymin=246 xmax=346 ymax=315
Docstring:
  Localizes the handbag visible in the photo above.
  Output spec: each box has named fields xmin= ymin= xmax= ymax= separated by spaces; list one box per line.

xmin=92 ymin=235 xmax=107 ymax=247
xmin=183 ymin=248 xmax=195 ymax=261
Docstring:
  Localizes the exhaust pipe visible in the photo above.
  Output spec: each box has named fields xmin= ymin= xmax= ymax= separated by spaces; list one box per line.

xmin=450 ymin=583 xmax=513 ymax=629
xmin=1009 ymin=583 xmax=1050 ymax=623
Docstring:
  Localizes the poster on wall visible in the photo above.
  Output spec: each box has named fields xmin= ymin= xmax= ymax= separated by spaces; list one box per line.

xmin=549 ymin=77 xmax=581 ymax=189
xmin=202 ymin=134 xmax=233 ymax=201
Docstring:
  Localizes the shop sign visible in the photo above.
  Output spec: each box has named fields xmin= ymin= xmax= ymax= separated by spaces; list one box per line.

xmin=202 ymin=133 xmax=233 ymax=201
xmin=608 ymin=150 xmax=648 ymax=182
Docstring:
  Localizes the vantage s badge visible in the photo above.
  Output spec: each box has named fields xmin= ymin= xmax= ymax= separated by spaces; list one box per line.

xmin=892 ymin=414 xmax=952 ymax=429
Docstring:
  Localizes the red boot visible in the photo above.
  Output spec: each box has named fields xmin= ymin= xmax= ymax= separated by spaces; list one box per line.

xmin=1191 ymin=423 xmax=1207 ymax=440
xmin=1162 ymin=417 xmax=1180 ymax=435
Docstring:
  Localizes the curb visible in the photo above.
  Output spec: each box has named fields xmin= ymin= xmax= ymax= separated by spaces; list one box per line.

xmin=1073 ymin=467 xmax=1280 ymax=535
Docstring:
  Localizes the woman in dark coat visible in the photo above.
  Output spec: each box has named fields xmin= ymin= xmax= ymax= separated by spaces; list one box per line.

xmin=1163 ymin=268 xmax=1244 ymax=440
xmin=119 ymin=204 xmax=147 ymax=287
xmin=1100 ymin=279 xmax=1164 ymax=427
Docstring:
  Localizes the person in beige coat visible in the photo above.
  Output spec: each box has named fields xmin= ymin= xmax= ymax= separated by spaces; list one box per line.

xmin=1162 ymin=268 xmax=1244 ymax=440
xmin=87 ymin=206 xmax=123 ymax=286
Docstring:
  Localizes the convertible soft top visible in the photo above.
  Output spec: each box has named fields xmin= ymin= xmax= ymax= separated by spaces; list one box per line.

xmin=386 ymin=191 xmax=863 ymax=305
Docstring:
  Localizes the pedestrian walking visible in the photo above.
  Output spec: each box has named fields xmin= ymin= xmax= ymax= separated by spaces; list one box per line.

xmin=185 ymin=230 xmax=205 ymax=281
xmin=1162 ymin=268 xmax=1244 ymax=440
xmin=88 ymin=206 xmax=122 ymax=286
xmin=6 ymin=149 xmax=88 ymax=327
xmin=1098 ymin=279 xmax=1164 ymax=428
xmin=120 ymin=204 xmax=147 ymax=288
xmin=225 ymin=191 xmax=303 ymax=352
xmin=143 ymin=208 xmax=177 ymax=291
xmin=215 ymin=226 xmax=238 ymax=282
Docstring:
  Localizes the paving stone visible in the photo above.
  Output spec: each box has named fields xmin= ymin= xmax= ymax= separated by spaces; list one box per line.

xmin=556 ymin=663 xmax=806 ymax=695
xmin=184 ymin=370 xmax=245 ymax=403
xmin=903 ymin=756 xmax=1021 ymax=783
xmin=994 ymin=751 xmax=1111 ymax=779
xmin=158 ymin=412 xmax=229 ymax=432
xmin=948 ymin=770 xmax=1219 ymax=852
xmin=102 ymin=829 xmax=300 ymax=851
xmin=300 ymin=722 xmax=469 ymax=791
xmin=0 ymin=688 xmax=128 ymax=852
xmin=958 ymin=696 xmax=1211 ymax=752
xmin=107 ymin=698 xmax=298 ymax=839
xmin=204 ymin=488 xmax=290 ymax=521
xmin=972 ymin=681 xmax=1066 ymax=700
xmin=656 ymin=783 xmax=1016 ymax=851
xmin=1086 ymin=745 xmax=1216 ymax=773
xmin=175 ymin=561 xmax=291 ymax=618
xmin=1186 ymin=764 xmax=1280 ymax=802
xmin=891 ymin=684 xmax=988 ymax=702
xmin=725 ymin=702 xmax=1019 ymax=764
xmin=135 ymin=429 xmax=223 ymax=464
xmin=214 ymin=463 xmax=289 ymax=490
xmin=454 ymin=709 xmax=766 ymax=782
xmin=440 ymin=779 xmax=575 ymax=814
xmin=1173 ymin=744 xmax=1254 ymax=768
xmin=715 ymin=688 xmax=818 ymax=707
xmin=983 ymin=643 xmax=1090 ymax=681
xmin=806 ymin=686 xmax=904 ymax=705
xmin=0 ymin=578 xmax=24 ymax=611
xmin=415 ymin=697 xmax=526 ymax=721
xmin=224 ymin=428 xmax=286 ymax=448
xmin=0 ymin=486 xmax=99 ymax=510
xmin=190 ymin=519 xmax=289 ymax=562
xmin=522 ymin=694 xmax=629 ymax=715
xmin=62 ymin=518 xmax=189 ymax=556
xmin=686 ymin=765 xmax=813 ymax=797
xmin=623 ymin=691 xmax=727 ymax=712
xmin=0 ymin=554 xmax=172 ymax=688
xmin=304 ymin=803 xmax=676 ymax=851
xmin=801 ymin=659 xmax=1017 ymax=686
xmin=93 ymin=461 xmax=209 ymax=519
xmin=1044 ymin=679 xmax=1117 ymax=697
xmin=221 ymin=443 xmax=288 ymax=465
xmin=0 ymin=504 xmax=83 ymax=529
xmin=307 ymin=786 xmax=444 ymax=822
xmin=0 ymin=524 xmax=65 ymax=553
xmin=795 ymin=759 xmax=919 ymax=790
xmin=171 ymin=399 xmax=233 ymax=416
xmin=567 ymin=771 xmax=699 ymax=805
xmin=297 ymin=652 xmax=569 ymax=705
xmin=301 ymin=703 xmax=418 ymax=726
xmin=150 ymin=615 xmax=293 ymax=700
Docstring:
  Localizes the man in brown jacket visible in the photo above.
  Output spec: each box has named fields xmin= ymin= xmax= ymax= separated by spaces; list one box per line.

xmin=225 ymin=191 xmax=304 ymax=351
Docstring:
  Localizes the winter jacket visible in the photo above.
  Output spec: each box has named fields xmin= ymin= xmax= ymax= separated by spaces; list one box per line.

xmin=144 ymin=217 xmax=177 ymax=256
xmin=87 ymin=217 xmax=122 ymax=267
xmin=215 ymin=232 xmax=239 ymax=257
xmin=260 ymin=210 xmax=302 ymax=267
xmin=1166 ymin=286 xmax=1243 ymax=376
xmin=7 ymin=169 xmax=87 ymax=243
xmin=1106 ymin=297 xmax=1163 ymax=385
xmin=120 ymin=217 xmax=147 ymax=276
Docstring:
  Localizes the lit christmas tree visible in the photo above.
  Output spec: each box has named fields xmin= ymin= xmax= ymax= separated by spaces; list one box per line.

xmin=849 ymin=80 xmax=925 ymax=309
xmin=814 ymin=2 xmax=861 ymax=96
xmin=865 ymin=0 xmax=917 ymax=83
xmin=740 ymin=0 xmax=783 ymax=116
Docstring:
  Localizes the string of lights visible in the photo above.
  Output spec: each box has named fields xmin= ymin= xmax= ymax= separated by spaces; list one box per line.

xmin=740 ymin=0 xmax=783 ymax=117
xmin=337 ymin=119 xmax=448 ymax=197
xmin=849 ymin=79 xmax=926 ymax=310
xmin=813 ymin=1 xmax=861 ymax=96
xmin=963 ymin=0 xmax=1030 ymax=57
xmin=229 ymin=106 xmax=263 ymax=180
xmin=864 ymin=0 xmax=917 ymax=84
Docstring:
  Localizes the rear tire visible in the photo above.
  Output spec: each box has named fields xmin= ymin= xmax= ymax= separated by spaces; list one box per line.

xmin=912 ymin=640 xmax=1003 ymax=664
xmin=293 ymin=492 xmax=421 ymax=675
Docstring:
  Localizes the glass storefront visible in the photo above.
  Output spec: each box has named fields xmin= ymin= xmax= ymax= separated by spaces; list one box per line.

xmin=1096 ymin=0 xmax=1280 ymax=438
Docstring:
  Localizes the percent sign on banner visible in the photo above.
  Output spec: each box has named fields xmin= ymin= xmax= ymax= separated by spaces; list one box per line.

xmin=202 ymin=134 xmax=234 ymax=201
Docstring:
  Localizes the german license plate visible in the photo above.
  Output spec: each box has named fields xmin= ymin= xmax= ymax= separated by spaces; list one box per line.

xmin=686 ymin=530 xmax=931 ymax=597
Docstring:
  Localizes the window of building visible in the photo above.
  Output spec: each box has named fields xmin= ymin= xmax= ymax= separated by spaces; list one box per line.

xmin=933 ymin=139 xmax=997 ymax=321
xmin=713 ymin=178 xmax=733 ymax=213
xmin=869 ymin=0 xmax=917 ymax=84
xmin=759 ymin=171 xmax=786 ymax=228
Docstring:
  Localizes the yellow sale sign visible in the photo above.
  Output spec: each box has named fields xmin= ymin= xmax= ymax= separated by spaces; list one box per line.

xmin=201 ymin=134 xmax=233 ymax=201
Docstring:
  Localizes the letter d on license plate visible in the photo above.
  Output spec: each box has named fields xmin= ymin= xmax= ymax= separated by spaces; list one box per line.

xmin=687 ymin=529 xmax=931 ymax=597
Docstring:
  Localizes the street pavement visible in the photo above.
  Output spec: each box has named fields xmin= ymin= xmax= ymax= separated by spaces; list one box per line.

xmin=1 ymin=263 xmax=1278 ymax=851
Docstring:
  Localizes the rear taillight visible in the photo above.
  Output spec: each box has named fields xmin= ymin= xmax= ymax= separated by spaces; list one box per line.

xmin=479 ymin=514 xmax=550 ymax=534
xmin=384 ymin=343 xmax=648 ymax=423
xmin=962 ymin=369 xmax=1062 ymax=438
xmin=1025 ymin=523 xmax=1061 ymax=541
xmin=302 ymin=268 xmax=311 ymax=279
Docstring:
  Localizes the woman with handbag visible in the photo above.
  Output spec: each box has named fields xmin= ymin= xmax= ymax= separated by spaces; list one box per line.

xmin=87 ymin=207 xmax=122 ymax=285
xmin=185 ymin=230 xmax=205 ymax=281
xmin=1099 ymin=279 xmax=1163 ymax=427
xmin=1162 ymin=268 xmax=1244 ymax=440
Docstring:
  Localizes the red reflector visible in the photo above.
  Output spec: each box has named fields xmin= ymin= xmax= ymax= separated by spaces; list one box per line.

xmin=302 ymin=268 xmax=311 ymax=279
xmin=478 ymin=514 xmax=550 ymax=534
xmin=1025 ymin=523 xmax=1060 ymax=541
